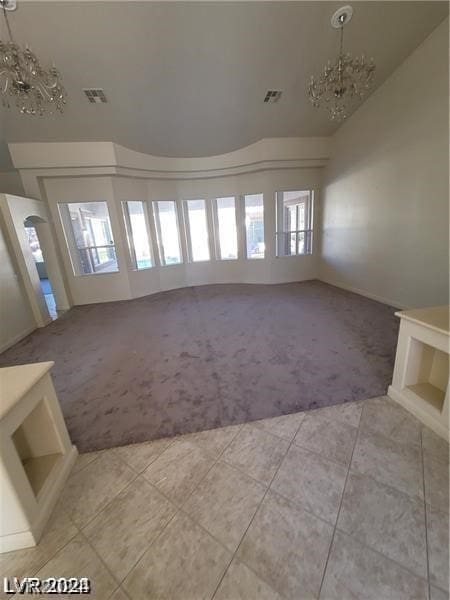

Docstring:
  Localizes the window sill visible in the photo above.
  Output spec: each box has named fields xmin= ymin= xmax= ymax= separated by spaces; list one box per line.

xmin=74 ymin=271 xmax=120 ymax=277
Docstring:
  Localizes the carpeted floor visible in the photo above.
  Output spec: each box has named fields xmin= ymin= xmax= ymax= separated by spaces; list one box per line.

xmin=0 ymin=281 xmax=399 ymax=452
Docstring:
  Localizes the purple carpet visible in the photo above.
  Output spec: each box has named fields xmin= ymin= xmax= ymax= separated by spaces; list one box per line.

xmin=0 ymin=281 xmax=399 ymax=452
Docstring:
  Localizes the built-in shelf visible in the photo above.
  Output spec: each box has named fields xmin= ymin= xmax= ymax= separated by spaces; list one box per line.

xmin=11 ymin=397 xmax=65 ymax=499
xmin=406 ymin=382 xmax=445 ymax=413
xmin=1 ymin=361 xmax=77 ymax=553
xmin=389 ymin=305 xmax=449 ymax=442
xmin=22 ymin=454 xmax=62 ymax=497
xmin=403 ymin=338 xmax=448 ymax=413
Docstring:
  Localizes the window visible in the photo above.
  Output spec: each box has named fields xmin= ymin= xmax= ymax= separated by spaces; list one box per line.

xmin=244 ymin=194 xmax=264 ymax=259
xmin=184 ymin=199 xmax=210 ymax=262
xmin=276 ymin=190 xmax=313 ymax=256
xmin=215 ymin=197 xmax=238 ymax=260
xmin=153 ymin=201 xmax=182 ymax=266
xmin=24 ymin=226 xmax=43 ymax=263
xmin=58 ymin=201 xmax=118 ymax=275
xmin=122 ymin=201 xmax=153 ymax=270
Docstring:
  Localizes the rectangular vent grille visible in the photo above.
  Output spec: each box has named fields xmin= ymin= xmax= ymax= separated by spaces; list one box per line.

xmin=83 ymin=88 xmax=108 ymax=103
xmin=264 ymin=90 xmax=282 ymax=103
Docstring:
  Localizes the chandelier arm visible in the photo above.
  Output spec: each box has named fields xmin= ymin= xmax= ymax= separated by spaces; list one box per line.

xmin=1 ymin=4 xmax=14 ymax=43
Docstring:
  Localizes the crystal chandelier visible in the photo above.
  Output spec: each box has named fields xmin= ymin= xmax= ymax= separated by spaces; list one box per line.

xmin=0 ymin=0 xmax=67 ymax=115
xmin=308 ymin=5 xmax=375 ymax=121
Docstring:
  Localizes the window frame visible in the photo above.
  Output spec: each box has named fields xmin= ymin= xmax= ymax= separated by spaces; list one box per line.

xmin=152 ymin=200 xmax=183 ymax=267
xmin=122 ymin=200 xmax=155 ymax=271
xmin=213 ymin=196 xmax=239 ymax=261
xmin=243 ymin=193 xmax=265 ymax=260
xmin=58 ymin=200 xmax=119 ymax=276
xmin=183 ymin=198 xmax=211 ymax=263
xmin=276 ymin=190 xmax=314 ymax=257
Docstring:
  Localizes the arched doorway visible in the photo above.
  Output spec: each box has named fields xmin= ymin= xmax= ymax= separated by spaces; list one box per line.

xmin=24 ymin=217 xmax=57 ymax=319
xmin=23 ymin=215 xmax=70 ymax=322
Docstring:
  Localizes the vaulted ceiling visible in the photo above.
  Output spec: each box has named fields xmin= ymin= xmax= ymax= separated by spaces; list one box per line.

xmin=0 ymin=1 xmax=448 ymax=168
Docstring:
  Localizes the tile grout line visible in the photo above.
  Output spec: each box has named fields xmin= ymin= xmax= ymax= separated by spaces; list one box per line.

xmin=78 ymin=528 xmax=126 ymax=594
xmin=114 ymin=423 xmax=245 ymax=593
xmin=11 ymin=522 xmax=81 ymax=584
xmin=48 ymin=438 xmax=177 ymax=577
xmin=332 ymin=525 xmax=431 ymax=587
xmin=291 ymin=437 xmax=354 ymax=470
xmin=118 ymin=507 xmax=181 ymax=594
xmin=316 ymin=400 xmax=363 ymax=599
xmin=209 ymin=415 xmax=307 ymax=600
xmin=420 ymin=428 xmax=432 ymax=600
xmin=69 ymin=451 xmax=104 ymax=476
xmin=112 ymin=434 xmax=179 ymax=475
xmin=346 ymin=462 xmax=425 ymax=505
xmin=77 ymin=468 xmax=142 ymax=533
xmin=53 ymin=445 xmax=175 ymax=593
xmin=316 ymin=402 xmax=433 ymax=595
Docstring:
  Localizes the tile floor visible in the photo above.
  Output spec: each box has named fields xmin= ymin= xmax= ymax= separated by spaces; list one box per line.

xmin=1 ymin=396 xmax=448 ymax=600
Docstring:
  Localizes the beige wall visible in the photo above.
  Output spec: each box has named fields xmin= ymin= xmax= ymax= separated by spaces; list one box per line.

xmin=0 ymin=217 xmax=35 ymax=352
xmin=320 ymin=19 xmax=449 ymax=308
xmin=0 ymin=171 xmax=25 ymax=197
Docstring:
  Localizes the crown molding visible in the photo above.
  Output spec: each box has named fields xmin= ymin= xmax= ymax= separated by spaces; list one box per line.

xmin=9 ymin=138 xmax=331 ymax=179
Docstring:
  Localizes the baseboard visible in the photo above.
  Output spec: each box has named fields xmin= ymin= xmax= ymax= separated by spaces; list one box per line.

xmin=0 ymin=325 xmax=36 ymax=354
xmin=317 ymin=277 xmax=409 ymax=309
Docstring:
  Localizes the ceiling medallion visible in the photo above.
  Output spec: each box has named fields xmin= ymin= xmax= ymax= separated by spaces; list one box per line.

xmin=0 ymin=0 xmax=67 ymax=115
xmin=308 ymin=5 xmax=375 ymax=121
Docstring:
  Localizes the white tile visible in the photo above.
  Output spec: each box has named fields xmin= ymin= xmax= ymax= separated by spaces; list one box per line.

xmin=294 ymin=411 xmax=357 ymax=467
xmin=430 ymin=586 xmax=449 ymax=600
xmin=222 ymin=425 xmax=289 ymax=485
xmin=36 ymin=534 xmax=117 ymax=599
xmin=0 ymin=505 xmax=77 ymax=581
xmin=83 ymin=476 xmax=176 ymax=581
xmin=181 ymin=424 xmax=242 ymax=458
xmin=143 ymin=438 xmax=214 ymax=505
xmin=59 ymin=451 xmax=136 ymax=528
xmin=237 ymin=491 xmax=334 ymax=599
xmin=424 ymin=452 xmax=449 ymax=513
xmin=338 ymin=473 xmax=427 ymax=578
xmin=271 ymin=444 xmax=347 ymax=524
xmin=123 ymin=512 xmax=231 ymax=600
xmin=352 ymin=428 xmax=424 ymax=500
xmin=113 ymin=438 xmax=172 ymax=473
xmin=311 ymin=400 xmax=363 ymax=428
xmin=427 ymin=504 xmax=449 ymax=591
xmin=422 ymin=427 xmax=449 ymax=465
xmin=184 ymin=461 xmax=265 ymax=552
xmin=252 ymin=412 xmax=305 ymax=441
xmin=72 ymin=450 xmax=104 ymax=474
xmin=360 ymin=396 xmax=421 ymax=446
xmin=321 ymin=530 xmax=428 ymax=599
xmin=214 ymin=559 xmax=282 ymax=600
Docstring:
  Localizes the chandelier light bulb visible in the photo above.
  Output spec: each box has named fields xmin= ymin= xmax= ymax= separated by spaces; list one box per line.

xmin=307 ymin=4 xmax=376 ymax=121
xmin=0 ymin=0 xmax=67 ymax=115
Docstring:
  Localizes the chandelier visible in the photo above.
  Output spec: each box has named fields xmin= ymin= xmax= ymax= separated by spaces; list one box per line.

xmin=0 ymin=0 xmax=67 ymax=115
xmin=308 ymin=5 xmax=375 ymax=121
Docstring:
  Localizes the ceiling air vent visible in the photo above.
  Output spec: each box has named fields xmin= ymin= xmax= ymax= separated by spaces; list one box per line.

xmin=83 ymin=88 xmax=108 ymax=103
xmin=264 ymin=90 xmax=282 ymax=103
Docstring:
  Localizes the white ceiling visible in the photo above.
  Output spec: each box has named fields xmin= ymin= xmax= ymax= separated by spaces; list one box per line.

xmin=0 ymin=1 xmax=448 ymax=168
